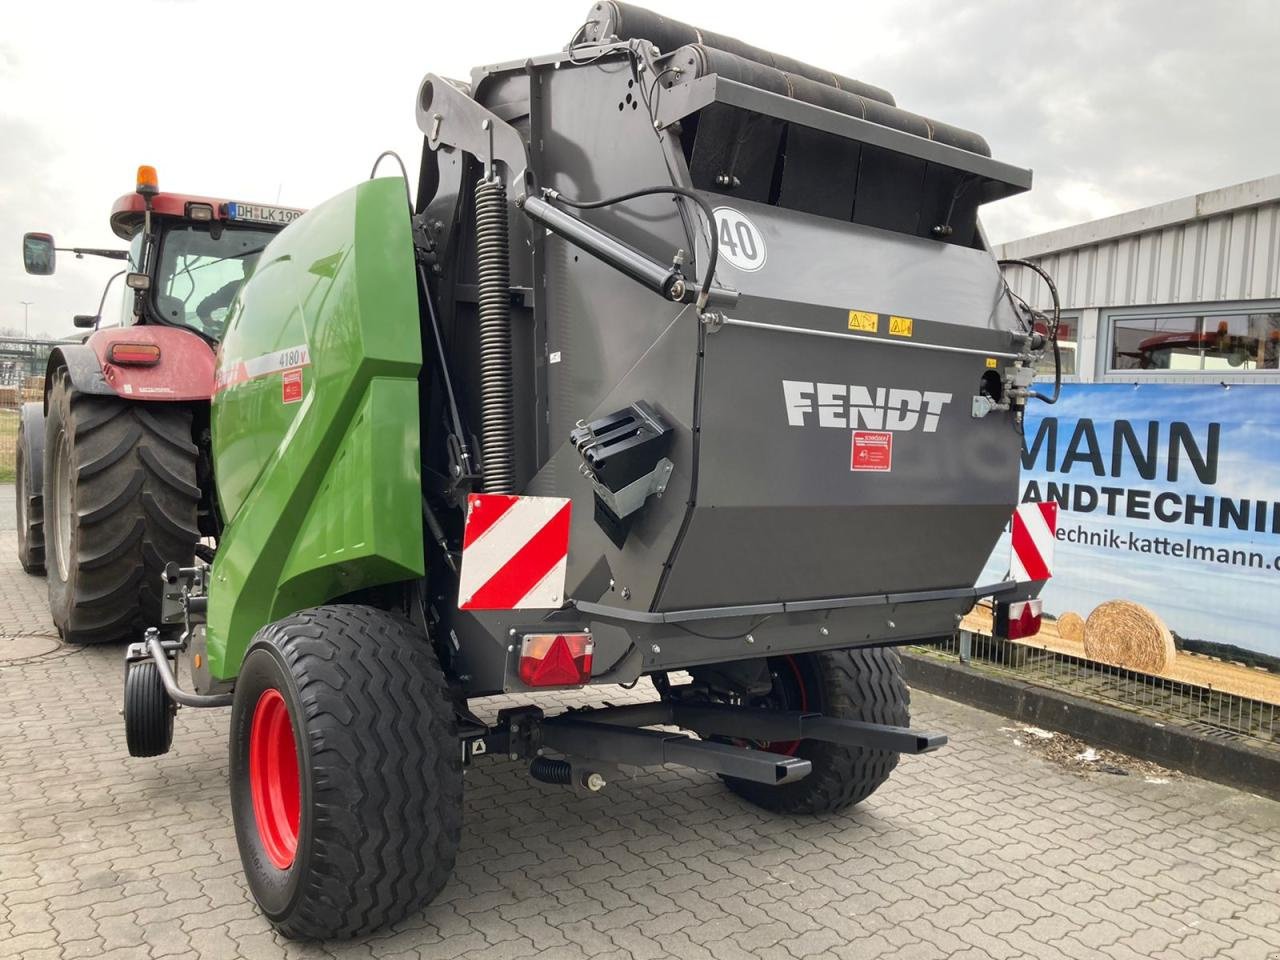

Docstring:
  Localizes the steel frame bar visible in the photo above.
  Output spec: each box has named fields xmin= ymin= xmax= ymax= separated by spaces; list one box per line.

xmin=562 ymin=699 xmax=947 ymax=754
xmin=540 ymin=716 xmax=812 ymax=784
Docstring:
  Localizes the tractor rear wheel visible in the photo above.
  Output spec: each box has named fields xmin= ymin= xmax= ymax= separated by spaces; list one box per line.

xmin=43 ymin=369 xmax=200 ymax=644
xmin=229 ymin=605 xmax=463 ymax=940
xmin=15 ymin=406 xmax=45 ymax=574
xmin=720 ymin=647 xmax=910 ymax=814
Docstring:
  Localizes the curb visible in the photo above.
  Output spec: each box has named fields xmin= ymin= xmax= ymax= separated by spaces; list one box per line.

xmin=901 ymin=651 xmax=1280 ymax=803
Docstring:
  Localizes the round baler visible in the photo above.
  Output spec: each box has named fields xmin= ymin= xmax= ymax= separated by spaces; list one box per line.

xmin=119 ymin=3 xmax=1058 ymax=939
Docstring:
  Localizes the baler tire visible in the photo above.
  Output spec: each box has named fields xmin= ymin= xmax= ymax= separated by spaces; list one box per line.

xmin=229 ymin=605 xmax=463 ymax=940
xmin=721 ymin=647 xmax=910 ymax=815
xmin=15 ymin=409 xmax=45 ymax=574
xmin=43 ymin=368 xmax=200 ymax=644
xmin=124 ymin=660 xmax=175 ymax=757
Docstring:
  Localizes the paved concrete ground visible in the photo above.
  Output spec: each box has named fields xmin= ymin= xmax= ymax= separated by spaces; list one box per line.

xmin=2 ymin=486 xmax=1279 ymax=959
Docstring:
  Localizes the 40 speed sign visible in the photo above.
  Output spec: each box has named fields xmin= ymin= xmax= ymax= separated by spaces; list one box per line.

xmin=713 ymin=207 xmax=767 ymax=272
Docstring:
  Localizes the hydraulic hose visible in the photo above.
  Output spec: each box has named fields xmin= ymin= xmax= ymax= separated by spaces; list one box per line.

xmin=475 ymin=176 xmax=515 ymax=493
xmin=999 ymin=257 xmax=1062 ymax=405
xmin=547 ymin=186 xmax=720 ymax=312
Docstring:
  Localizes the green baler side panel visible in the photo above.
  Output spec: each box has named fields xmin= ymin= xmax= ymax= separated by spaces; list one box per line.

xmin=207 ymin=178 xmax=424 ymax=679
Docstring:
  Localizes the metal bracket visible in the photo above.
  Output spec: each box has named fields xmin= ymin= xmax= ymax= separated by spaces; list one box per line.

xmin=417 ymin=74 xmax=532 ymax=197
xmin=590 ymin=457 xmax=673 ymax=520
xmin=492 ymin=705 xmax=545 ymax=760
xmin=971 ymin=394 xmax=1000 ymax=418
xmin=125 ymin=627 xmax=233 ymax=709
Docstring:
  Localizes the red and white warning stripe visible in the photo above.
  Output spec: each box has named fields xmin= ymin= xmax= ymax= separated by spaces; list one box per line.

xmin=458 ymin=494 xmax=572 ymax=610
xmin=1010 ymin=501 xmax=1057 ymax=582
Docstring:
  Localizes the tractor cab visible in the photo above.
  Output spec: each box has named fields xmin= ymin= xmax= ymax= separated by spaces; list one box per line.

xmin=23 ymin=166 xmax=303 ymax=341
xmin=108 ymin=170 xmax=302 ymax=341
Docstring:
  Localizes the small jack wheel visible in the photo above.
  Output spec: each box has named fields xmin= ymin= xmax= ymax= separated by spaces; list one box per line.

xmin=125 ymin=660 xmax=175 ymax=757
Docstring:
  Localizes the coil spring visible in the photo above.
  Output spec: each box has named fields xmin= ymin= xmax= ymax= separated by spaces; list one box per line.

xmin=528 ymin=756 xmax=572 ymax=785
xmin=474 ymin=176 xmax=514 ymax=493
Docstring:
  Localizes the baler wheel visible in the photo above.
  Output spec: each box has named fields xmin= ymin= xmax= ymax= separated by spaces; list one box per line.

xmin=124 ymin=660 xmax=175 ymax=757
xmin=15 ymin=410 xmax=45 ymax=574
xmin=43 ymin=369 xmax=200 ymax=644
xmin=721 ymin=647 xmax=910 ymax=814
xmin=229 ymin=605 xmax=463 ymax=940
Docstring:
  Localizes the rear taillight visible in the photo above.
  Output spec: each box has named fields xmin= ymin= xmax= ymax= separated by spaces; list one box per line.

xmin=109 ymin=343 xmax=161 ymax=366
xmin=995 ymin=599 xmax=1043 ymax=640
xmin=518 ymin=632 xmax=593 ymax=687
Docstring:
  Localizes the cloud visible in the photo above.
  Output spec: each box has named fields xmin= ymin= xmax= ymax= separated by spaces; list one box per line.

xmin=3 ymin=1 xmax=1279 ymax=333
xmin=828 ymin=0 xmax=1280 ymax=243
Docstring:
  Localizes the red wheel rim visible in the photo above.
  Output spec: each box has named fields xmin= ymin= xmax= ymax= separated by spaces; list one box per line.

xmin=248 ymin=688 xmax=300 ymax=869
xmin=732 ymin=656 xmax=810 ymax=756
xmin=769 ymin=656 xmax=809 ymax=756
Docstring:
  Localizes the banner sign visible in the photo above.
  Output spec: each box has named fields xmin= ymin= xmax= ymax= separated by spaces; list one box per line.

xmin=979 ymin=383 xmax=1280 ymax=663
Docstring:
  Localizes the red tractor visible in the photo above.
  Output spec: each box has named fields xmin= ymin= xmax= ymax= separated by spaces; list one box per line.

xmin=18 ymin=166 xmax=302 ymax=643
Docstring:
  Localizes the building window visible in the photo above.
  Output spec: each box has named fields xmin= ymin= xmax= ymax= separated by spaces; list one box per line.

xmin=1110 ymin=311 xmax=1280 ymax=372
xmin=1035 ymin=313 xmax=1078 ymax=376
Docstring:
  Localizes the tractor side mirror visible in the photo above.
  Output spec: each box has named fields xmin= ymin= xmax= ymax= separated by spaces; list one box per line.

xmin=73 ymin=314 xmax=98 ymax=329
xmin=23 ymin=232 xmax=56 ymax=275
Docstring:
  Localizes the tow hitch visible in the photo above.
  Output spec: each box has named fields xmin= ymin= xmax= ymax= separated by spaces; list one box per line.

xmin=468 ymin=695 xmax=946 ymax=791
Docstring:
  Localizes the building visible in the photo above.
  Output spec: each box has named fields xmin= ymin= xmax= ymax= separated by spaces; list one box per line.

xmin=995 ymin=174 xmax=1280 ymax=385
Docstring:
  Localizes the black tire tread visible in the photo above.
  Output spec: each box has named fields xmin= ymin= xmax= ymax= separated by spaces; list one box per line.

xmin=124 ymin=661 xmax=175 ymax=757
xmin=44 ymin=369 xmax=199 ymax=644
xmin=723 ymin=647 xmax=910 ymax=815
xmin=16 ymin=412 xmax=44 ymax=574
xmin=239 ymin=605 xmax=463 ymax=940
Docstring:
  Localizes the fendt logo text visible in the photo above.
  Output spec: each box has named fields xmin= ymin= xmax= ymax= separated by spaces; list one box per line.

xmin=782 ymin=380 xmax=953 ymax=433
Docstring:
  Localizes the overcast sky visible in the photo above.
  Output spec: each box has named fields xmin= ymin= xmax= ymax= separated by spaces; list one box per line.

xmin=3 ymin=0 xmax=1278 ymax=338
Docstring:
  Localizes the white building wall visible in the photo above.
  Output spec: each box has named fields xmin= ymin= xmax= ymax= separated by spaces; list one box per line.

xmin=995 ymin=175 xmax=1280 ymax=312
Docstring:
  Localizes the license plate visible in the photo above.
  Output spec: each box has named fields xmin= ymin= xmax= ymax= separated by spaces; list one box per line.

xmin=226 ymin=202 xmax=304 ymax=226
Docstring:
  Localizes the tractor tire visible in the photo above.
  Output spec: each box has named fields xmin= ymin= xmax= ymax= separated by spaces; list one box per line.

xmin=16 ymin=404 xmax=45 ymax=574
xmin=124 ymin=660 xmax=175 ymax=757
xmin=43 ymin=369 xmax=200 ymax=644
xmin=229 ymin=605 xmax=463 ymax=940
xmin=721 ymin=647 xmax=910 ymax=815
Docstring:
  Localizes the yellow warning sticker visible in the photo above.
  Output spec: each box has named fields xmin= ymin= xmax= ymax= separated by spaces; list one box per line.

xmin=985 ymin=357 xmax=998 ymax=369
xmin=848 ymin=310 xmax=879 ymax=333
xmin=889 ymin=315 xmax=914 ymax=337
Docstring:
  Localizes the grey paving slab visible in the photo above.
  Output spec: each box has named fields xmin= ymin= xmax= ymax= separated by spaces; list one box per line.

xmin=0 ymin=498 xmax=1277 ymax=959
xmin=0 ymin=481 xmax=15 ymax=533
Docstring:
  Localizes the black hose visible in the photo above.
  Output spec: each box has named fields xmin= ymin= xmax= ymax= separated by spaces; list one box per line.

xmin=999 ymin=257 xmax=1061 ymax=405
xmin=475 ymin=177 xmax=515 ymax=493
xmin=549 ymin=186 xmax=720 ymax=311
xmin=369 ymin=150 xmax=415 ymax=212
xmin=417 ymin=262 xmax=474 ymax=471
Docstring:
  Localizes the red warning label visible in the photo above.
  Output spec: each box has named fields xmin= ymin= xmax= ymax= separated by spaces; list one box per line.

xmin=851 ymin=431 xmax=892 ymax=472
xmin=282 ymin=368 xmax=303 ymax=404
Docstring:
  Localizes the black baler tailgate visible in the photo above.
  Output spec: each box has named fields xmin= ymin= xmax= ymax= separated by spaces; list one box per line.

xmin=655 ymin=296 xmax=1020 ymax=611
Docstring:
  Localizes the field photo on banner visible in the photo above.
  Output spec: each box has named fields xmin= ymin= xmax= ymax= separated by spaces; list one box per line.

xmin=979 ymin=383 xmax=1280 ymax=665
